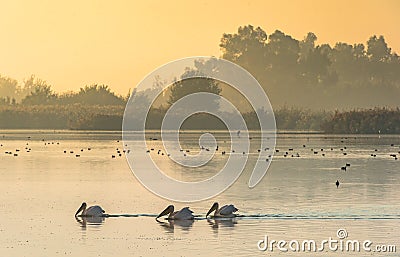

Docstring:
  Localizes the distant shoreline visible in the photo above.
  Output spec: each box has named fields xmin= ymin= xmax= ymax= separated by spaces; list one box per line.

xmin=0 ymin=128 xmax=398 ymax=135
xmin=1 ymin=105 xmax=399 ymax=134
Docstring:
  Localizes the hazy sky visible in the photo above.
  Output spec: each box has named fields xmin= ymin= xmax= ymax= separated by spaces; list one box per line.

xmin=1 ymin=0 xmax=399 ymax=95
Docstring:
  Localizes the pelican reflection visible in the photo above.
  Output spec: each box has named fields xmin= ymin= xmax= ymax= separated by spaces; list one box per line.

xmin=207 ymin=218 xmax=237 ymax=230
xmin=156 ymin=218 xmax=194 ymax=233
xmin=75 ymin=216 xmax=105 ymax=228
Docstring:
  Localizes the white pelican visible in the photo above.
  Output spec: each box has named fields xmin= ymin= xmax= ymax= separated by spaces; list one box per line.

xmin=156 ymin=205 xmax=194 ymax=220
xmin=75 ymin=202 xmax=106 ymax=217
xmin=206 ymin=202 xmax=238 ymax=218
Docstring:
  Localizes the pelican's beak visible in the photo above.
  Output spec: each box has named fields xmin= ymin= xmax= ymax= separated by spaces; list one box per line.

xmin=156 ymin=205 xmax=172 ymax=219
xmin=206 ymin=203 xmax=218 ymax=218
xmin=75 ymin=204 xmax=84 ymax=217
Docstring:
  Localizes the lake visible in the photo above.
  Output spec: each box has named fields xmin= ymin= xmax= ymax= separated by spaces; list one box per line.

xmin=0 ymin=130 xmax=399 ymax=256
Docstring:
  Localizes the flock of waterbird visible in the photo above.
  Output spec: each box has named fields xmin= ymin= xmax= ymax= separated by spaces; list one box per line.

xmin=68 ymin=135 xmax=399 ymax=221
xmin=144 ymin=135 xmax=399 ymax=189
xmin=0 ymin=138 xmax=127 ymax=159
xmin=2 ymin=134 xmax=399 ymax=219
xmin=74 ymin=201 xmax=239 ymax=220
xmin=1 ymin=135 xmax=399 ymax=188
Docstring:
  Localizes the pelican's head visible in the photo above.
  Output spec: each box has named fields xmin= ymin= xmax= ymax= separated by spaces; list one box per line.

xmin=156 ymin=205 xmax=174 ymax=219
xmin=206 ymin=202 xmax=219 ymax=217
xmin=75 ymin=202 xmax=87 ymax=217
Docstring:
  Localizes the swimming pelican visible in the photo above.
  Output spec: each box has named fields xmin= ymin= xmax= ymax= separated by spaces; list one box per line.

xmin=156 ymin=205 xmax=194 ymax=220
xmin=75 ymin=202 xmax=106 ymax=217
xmin=206 ymin=202 xmax=238 ymax=218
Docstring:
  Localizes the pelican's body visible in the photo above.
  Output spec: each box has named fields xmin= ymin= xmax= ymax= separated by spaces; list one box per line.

xmin=75 ymin=202 xmax=105 ymax=217
xmin=206 ymin=202 xmax=238 ymax=218
xmin=156 ymin=205 xmax=194 ymax=220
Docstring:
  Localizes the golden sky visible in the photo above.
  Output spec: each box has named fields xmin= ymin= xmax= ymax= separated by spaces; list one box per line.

xmin=1 ymin=0 xmax=399 ymax=95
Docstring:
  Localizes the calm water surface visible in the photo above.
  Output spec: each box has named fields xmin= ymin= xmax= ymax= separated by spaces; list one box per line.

xmin=0 ymin=130 xmax=399 ymax=256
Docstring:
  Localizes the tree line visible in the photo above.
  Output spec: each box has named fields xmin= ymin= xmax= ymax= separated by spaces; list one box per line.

xmin=0 ymin=25 xmax=399 ymax=133
xmin=2 ymin=25 xmax=399 ymax=110
xmin=322 ymin=107 xmax=400 ymax=134
xmin=220 ymin=25 xmax=400 ymax=109
xmin=0 ymin=75 xmax=127 ymax=106
xmin=1 ymin=103 xmax=399 ymax=133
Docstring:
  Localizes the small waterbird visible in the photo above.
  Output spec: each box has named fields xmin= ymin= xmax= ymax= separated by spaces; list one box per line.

xmin=336 ymin=180 xmax=340 ymax=188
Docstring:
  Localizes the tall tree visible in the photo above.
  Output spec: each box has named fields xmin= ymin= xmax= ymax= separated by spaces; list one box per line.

xmin=367 ymin=35 xmax=391 ymax=62
xmin=220 ymin=25 xmax=268 ymax=75
xmin=21 ymin=79 xmax=56 ymax=105
xmin=75 ymin=84 xmax=125 ymax=105
xmin=168 ymin=68 xmax=221 ymax=111
xmin=0 ymin=75 xmax=18 ymax=98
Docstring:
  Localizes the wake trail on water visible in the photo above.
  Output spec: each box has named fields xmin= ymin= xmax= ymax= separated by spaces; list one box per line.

xmin=103 ymin=213 xmax=400 ymax=220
